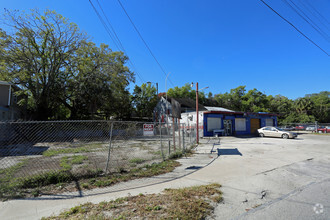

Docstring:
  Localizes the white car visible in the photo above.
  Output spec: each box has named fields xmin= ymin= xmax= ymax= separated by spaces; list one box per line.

xmin=258 ymin=126 xmax=297 ymax=139
xmin=306 ymin=126 xmax=316 ymax=131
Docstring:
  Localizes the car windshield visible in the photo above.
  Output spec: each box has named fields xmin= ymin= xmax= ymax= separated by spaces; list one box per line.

xmin=276 ymin=127 xmax=284 ymax=131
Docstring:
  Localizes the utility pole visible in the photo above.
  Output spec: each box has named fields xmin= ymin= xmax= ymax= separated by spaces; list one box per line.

xmin=191 ymin=82 xmax=208 ymax=144
xmin=156 ymin=82 xmax=158 ymax=96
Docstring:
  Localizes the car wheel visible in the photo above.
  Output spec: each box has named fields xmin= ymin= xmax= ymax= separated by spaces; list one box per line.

xmin=259 ymin=133 xmax=264 ymax=137
xmin=282 ymin=134 xmax=289 ymax=139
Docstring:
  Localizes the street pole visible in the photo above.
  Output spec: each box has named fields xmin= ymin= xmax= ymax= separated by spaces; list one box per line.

xmin=165 ymin=72 xmax=170 ymax=103
xmin=196 ymin=82 xmax=199 ymax=144
xmin=165 ymin=72 xmax=171 ymax=132
xmin=156 ymin=83 xmax=158 ymax=96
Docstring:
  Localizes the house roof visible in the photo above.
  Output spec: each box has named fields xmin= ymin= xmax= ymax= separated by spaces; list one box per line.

xmin=167 ymin=97 xmax=207 ymax=111
xmin=0 ymin=81 xmax=11 ymax=86
xmin=204 ymin=110 xmax=278 ymax=117
xmin=204 ymin=106 xmax=234 ymax=112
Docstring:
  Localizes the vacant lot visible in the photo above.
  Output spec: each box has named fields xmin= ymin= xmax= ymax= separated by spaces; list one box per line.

xmin=0 ymin=134 xmax=190 ymax=200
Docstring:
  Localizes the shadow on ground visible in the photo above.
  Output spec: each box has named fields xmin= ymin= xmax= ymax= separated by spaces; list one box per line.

xmin=217 ymin=148 xmax=242 ymax=156
xmin=0 ymin=144 xmax=49 ymax=157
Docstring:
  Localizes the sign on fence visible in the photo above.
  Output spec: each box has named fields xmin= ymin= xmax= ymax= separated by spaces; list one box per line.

xmin=143 ymin=124 xmax=154 ymax=136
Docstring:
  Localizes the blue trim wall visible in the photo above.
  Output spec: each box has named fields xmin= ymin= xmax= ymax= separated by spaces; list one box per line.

xmin=203 ymin=114 xmax=223 ymax=137
xmin=203 ymin=112 xmax=278 ymax=137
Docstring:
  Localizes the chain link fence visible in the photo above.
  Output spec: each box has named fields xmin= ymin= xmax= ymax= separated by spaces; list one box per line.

xmin=278 ymin=122 xmax=330 ymax=133
xmin=0 ymin=120 xmax=198 ymax=200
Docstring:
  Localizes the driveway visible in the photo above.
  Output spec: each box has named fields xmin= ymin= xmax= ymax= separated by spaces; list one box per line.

xmin=1 ymin=134 xmax=329 ymax=219
xmin=201 ymin=134 xmax=330 ymax=219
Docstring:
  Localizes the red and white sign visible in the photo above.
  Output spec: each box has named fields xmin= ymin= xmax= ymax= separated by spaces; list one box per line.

xmin=143 ymin=124 xmax=154 ymax=136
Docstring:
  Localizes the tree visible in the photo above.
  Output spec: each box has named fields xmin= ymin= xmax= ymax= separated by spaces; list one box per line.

xmin=167 ymin=83 xmax=195 ymax=100
xmin=0 ymin=9 xmax=134 ymax=120
xmin=213 ymin=86 xmax=247 ymax=111
xmin=62 ymin=41 xmax=133 ymax=119
xmin=306 ymin=91 xmax=330 ymax=123
xmin=1 ymin=9 xmax=87 ymax=120
xmin=294 ymin=97 xmax=314 ymax=115
xmin=241 ymin=88 xmax=269 ymax=112
xmin=132 ymin=83 xmax=158 ymax=118
xmin=167 ymin=83 xmax=207 ymax=104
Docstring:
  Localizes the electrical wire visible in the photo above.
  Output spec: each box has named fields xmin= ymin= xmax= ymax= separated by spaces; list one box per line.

xmin=281 ymin=0 xmax=329 ymax=42
xmin=88 ymin=0 xmax=145 ymax=83
xmin=116 ymin=0 xmax=175 ymax=86
xmin=303 ymin=0 xmax=330 ymax=25
xmin=298 ymin=0 xmax=330 ymax=32
xmin=89 ymin=0 xmax=120 ymax=50
xmin=95 ymin=0 xmax=126 ymax=54
xmin=260 ymin=0 xmax=329 ymax=56
xmin=94 ymin=0 xmax=146 ymax=83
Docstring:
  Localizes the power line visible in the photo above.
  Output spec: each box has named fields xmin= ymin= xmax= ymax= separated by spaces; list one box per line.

xmin=94 ymin=0 xmax=146 ymax=83
xmin=260 ymin=0 xmax=329 ymax=56
xmin=89 ymin=0 xmax=120 ymax=50
xmin=298 ymin=0 xmax=330 ymax=32
xmin=88 ymin=0 xmax=145 ymax=83
xmin=95 ymin=0 xmax=126 ymax=53
xmin=303 ymin=0 xmax=330 ymax=26
xmin=116 ymin=0 xmax=175 ymax=86
xmin=281 ymin=0 xmax=329 ymax=42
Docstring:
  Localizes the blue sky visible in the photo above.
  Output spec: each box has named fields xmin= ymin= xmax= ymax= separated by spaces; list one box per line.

xmin=1 ymin=0 xmax=329 ymax=99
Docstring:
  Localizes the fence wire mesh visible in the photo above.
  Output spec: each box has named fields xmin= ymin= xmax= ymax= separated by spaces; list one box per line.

xmin=278 ymin=122 xmax=330 ymax=133
xmin=0 ymin=120 xmax=197 ymax=200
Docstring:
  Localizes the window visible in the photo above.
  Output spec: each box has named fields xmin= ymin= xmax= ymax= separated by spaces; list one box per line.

xmin=207 ymin=117 xmax=221 ymax=132
xmin=235 ymin=118 xmax=246 ymax=131
xmin=266 ymin=119 xmax=274 ymax=126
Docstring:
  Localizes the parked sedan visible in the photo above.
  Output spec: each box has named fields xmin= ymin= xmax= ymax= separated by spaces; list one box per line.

xmin=258 ymin=126 xmax=297 ymax=139
xmin=317 ymin=126 xmax=330 ymax=133
xmin=295 ymin=125 xmax=305 ymax=130
xmin=306 ymin=126 xmax=316 ymax=131
xmin=279 ymin=126 xmax=294 ymax=131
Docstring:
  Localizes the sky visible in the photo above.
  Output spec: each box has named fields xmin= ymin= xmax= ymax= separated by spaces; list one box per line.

xmin=1 ymin=0 xmax=329 ymax=100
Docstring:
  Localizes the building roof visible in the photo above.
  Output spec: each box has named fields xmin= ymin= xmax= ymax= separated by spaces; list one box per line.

xmin=204 ymin=106 xmax=234 ymax=112
xmin=0 ymin=81 xmax=11 ymax=86
xmin=165 ymin=97 xmax=207 ymax=111
xmin=204 ymin=110 xmax=278 ymax=116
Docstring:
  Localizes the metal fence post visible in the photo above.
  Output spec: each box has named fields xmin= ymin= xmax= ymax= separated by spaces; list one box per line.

xmin=315 ymin=121 xmax=318 ymax=133
xmin=190 ymin=129 xmax=192 ymax=145
xmin=178 ymin=121 xmax=181 ymax=149
xmin=172 ymin=117 xmax=176 ymax=151
xmin=160 ymin=121 xmax=165 ymax=161
xmin=168 ymin=140 xmax=171 ymax=156
xmin=105 ymin=122 xmax=114 ymax=174
xmin=182 ymin=129 xmax=185 ymax=154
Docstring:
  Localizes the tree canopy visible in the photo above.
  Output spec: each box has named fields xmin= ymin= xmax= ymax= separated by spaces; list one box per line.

xmin=0 ymin=9 xmax=134 ymax=120
xmin=131 ymin=83 xmax=158 ymax=119
xmin=166 ymin=84 xmax=329 ymax=124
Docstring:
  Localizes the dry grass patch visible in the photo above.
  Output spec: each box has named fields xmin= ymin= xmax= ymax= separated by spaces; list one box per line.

xmin=0 ymin=159 xmax=180 ymax=201
xmin=44 ymin=183 xmax=222 ymax=220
